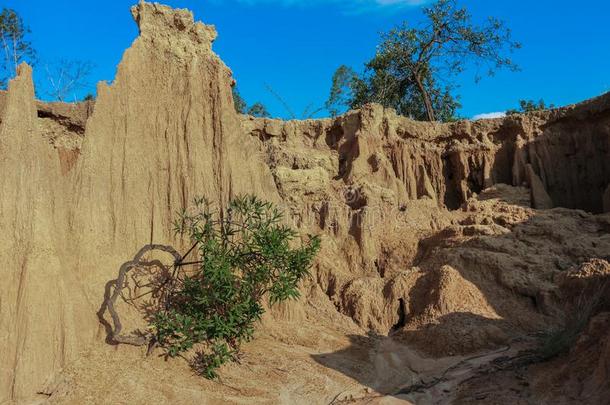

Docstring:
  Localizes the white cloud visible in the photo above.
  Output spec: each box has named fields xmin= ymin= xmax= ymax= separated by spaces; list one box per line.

xmin=472 ymin=111 xmax=507 ymax=120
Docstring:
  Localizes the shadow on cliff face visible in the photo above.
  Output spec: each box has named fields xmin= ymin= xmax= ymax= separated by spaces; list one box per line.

xmin=310 ymin=197 xmax=610 ymax=399
xmin=527 ymin=123 xmax=610 ymax=214
xmin=311 ymin=332 xmax=422 ymax=396
xmin=311 ymin=333 xmax=431 ymax=395
xmin=311 ymin=313 xmax=511 ymax=396
xmin=440 ymin=106 xmax=610 ymax=214
xmin=97 ymin=244 xmax=184 ymax=347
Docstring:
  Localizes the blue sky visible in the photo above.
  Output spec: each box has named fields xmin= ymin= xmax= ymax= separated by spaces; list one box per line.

xmin=4 ymin=0 xmax=610 ymax=118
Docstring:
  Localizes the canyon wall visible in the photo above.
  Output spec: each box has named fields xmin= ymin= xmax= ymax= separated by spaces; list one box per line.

xmin=243 ymin=94 xmax=610 ymax=215
xmin=0 ymin=3 xmax=278 ymax=402
xmin=0 ymin=1 xmax=609 ymax=403
xmin=240 ymin=95 xmax=610 ymax=338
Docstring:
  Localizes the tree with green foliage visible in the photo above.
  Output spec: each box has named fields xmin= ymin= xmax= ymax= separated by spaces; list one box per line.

xmin=0 ymin=8 xmax=36 ymax=88
xmin=326 ymin=0 xmax=520 ymax=121
xmin=152 ymin=195 xmax=320 ymax=378
xmin=326 ymin=65 xmax=360 ymax=117
xmin=246 ymin=102 xmax=270 ymax=118
xmin=506 ymin=99 xmax=554 ymax=115
xmin=232 ymin=85 xmax=248 ymax=114
xmin=232 ymin=85 xmax=270 ymax=117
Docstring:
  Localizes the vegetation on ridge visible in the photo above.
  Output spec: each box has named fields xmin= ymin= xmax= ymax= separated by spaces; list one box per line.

xmin=325 ymin=0 xmax=520 ymax=121
xmin=0 ymin=8 xmax=36 ymax=88
xmin=233 ymin=85 xmax=271 ymax=117
xmin=507 ymin=99 xmax=555 ymax=115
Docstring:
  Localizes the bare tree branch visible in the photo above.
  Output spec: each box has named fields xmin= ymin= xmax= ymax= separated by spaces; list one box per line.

xmin=42 ymin=59 xmax=94 ymax=102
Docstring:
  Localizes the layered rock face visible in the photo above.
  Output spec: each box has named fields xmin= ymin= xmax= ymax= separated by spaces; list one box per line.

xmin=241 ymin=97 xmax=610 ymax=341
xmin=244 ymin=95 xmax=610 ymax=214
xmin=0 ymin=2 xmax=609 ymax=404
xmin=0 ymin=64 xmax=71 ymax=404
xmin=0 ymin=3 xmax=277 ymax=402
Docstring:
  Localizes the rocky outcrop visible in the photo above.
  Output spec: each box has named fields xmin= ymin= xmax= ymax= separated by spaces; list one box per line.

xmin=241 ymin=104 xmax=610 ymax=356
xmin=244 ymin=92 xmax=610 ymax=214
xmin=0 ymin=3 xmax=277 ymax=403
xmin=240 ymin=92 xmax=609 ymax=342
xmin=0 ymin=64 xmax=74 ymax=403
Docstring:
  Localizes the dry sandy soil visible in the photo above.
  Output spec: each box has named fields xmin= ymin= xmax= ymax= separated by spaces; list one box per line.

xmin=0 ymin=2 xmax=609 ymax=404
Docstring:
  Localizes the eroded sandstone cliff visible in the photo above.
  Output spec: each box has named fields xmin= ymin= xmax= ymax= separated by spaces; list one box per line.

xmin=0 ymin=3 xmax=277 ymax=402
xmin=0 ymin=2 xmax=609 ymax=404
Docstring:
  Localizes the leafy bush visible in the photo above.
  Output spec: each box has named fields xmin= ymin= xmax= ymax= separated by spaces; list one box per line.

xmin=152 ymin=195 xmax=320 ymax=378
xmin=507 ymin=99 xmax=555 ymax=115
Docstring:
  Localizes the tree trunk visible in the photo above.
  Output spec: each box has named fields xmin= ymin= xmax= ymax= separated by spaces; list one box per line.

xmin=413 ymin=73 xmax=436 ymax=122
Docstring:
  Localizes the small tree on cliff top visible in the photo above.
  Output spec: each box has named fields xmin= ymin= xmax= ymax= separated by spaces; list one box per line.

xmin=326 ymin=0 xmax=520 ymax=121
xmin=41 ymin=59 xmax=95 ymax=102
xmin=152 ymin=195 xmax=320 ymax=378
xmin=507 ymin=99 xmax=555 ymax=115
xmin=232 ymin=85 xmax=271 ymax=117
xmin=0 ymin=8 xmax=36 ymax=88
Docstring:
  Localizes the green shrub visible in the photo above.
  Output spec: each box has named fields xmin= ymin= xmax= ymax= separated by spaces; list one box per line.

xmin=506 ymin=99 xmax=555 ymax=115
xmin=152 ymin=195 xmax=320 ymax=378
